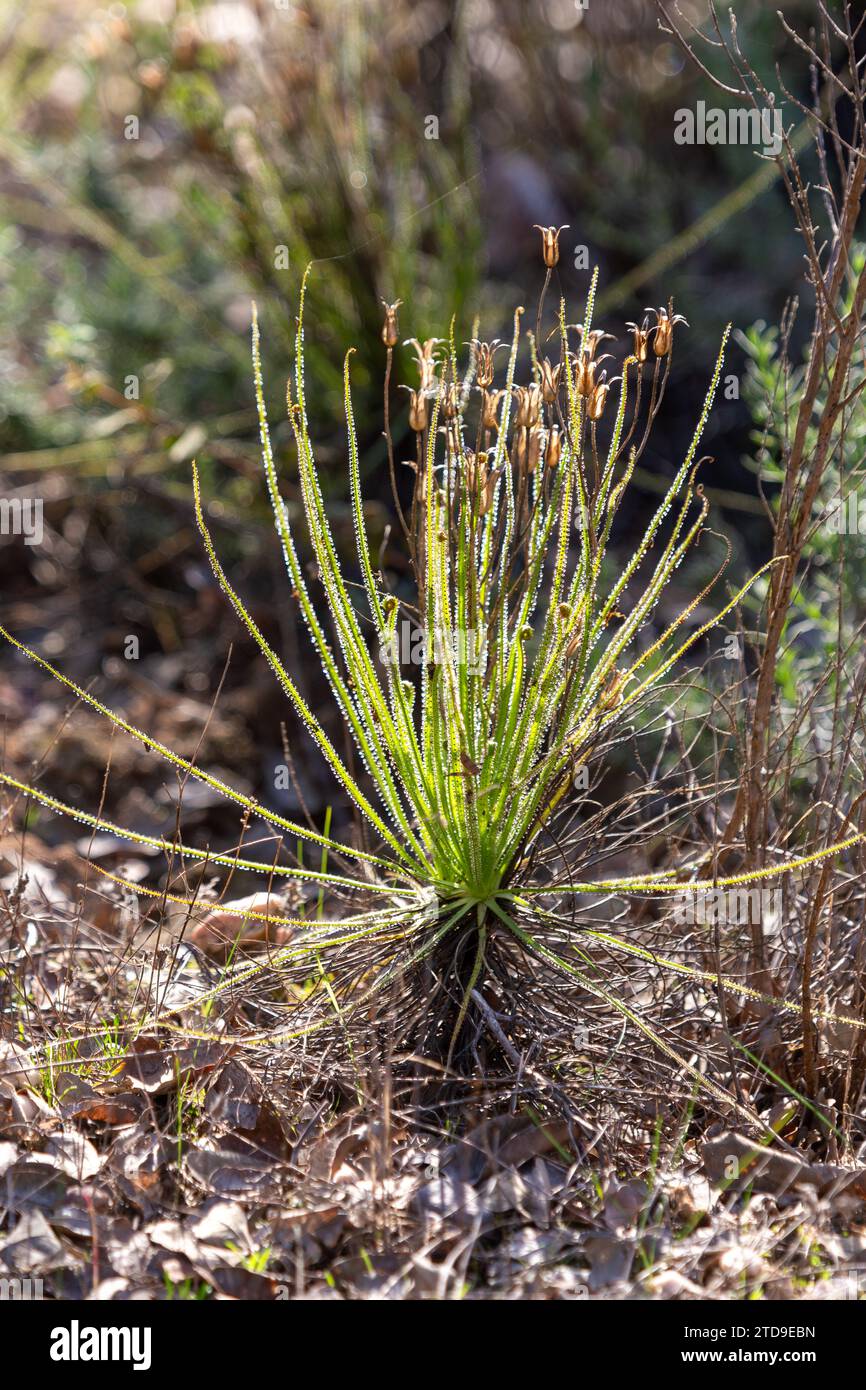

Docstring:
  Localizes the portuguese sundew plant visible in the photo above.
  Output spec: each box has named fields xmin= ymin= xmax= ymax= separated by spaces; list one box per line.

xmin=3 ymin=231 xmax=865 ymax=1117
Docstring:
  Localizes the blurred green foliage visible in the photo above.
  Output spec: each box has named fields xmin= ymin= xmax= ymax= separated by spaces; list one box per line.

xmin=0 ymin=0 xmax=822 ymax=498
xmin=0 ymin=0 xmax=483 ymax=490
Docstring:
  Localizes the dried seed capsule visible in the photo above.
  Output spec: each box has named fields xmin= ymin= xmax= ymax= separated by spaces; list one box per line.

xmin=527 ymin=427 xmax=543 ymax=474
xmin=473 ymin=340 xmax=502 ymax=389
xmin=441 ymin=382 xmax=459 ymax=420
xmin=574 ymin=352 xmax=595 ymax=398
xmin=626 ymin=317 xmax=652 ymax=363
xmin=576 ymin=347 xmax=614 ymax=401
xmin=539 ymin=358 xmax=562 ymax=404
xmin=481 ymin=464 xmax=503 ymax=516
xmin=380 ymin=299 xmax=402 ymax=348
xmin=573 ymin=325 xmax=615 ymax=361
xmin=400 ymin=386 xmax=429 ymax=432
xmin=514 ymin=425 xmax=528 ymax=469
xmin=588 ymin=378 xmax=611 ymax=421
xmin=513 ymin=384 xmax=542 ymax=429
xmin=443 ymin=423 xmax=460 ymax=459
xmin=405 ymin=337 xmax=442 ymax=391
xmin=546 ymin=426 xmax=562 ymax=469
xmin=600 ymin=668 xmax=626 ymax=709
xmin=646 ymin=305 xmax=688 ymax=357
xmin=532 ymin=224 xmax=569 ymax=268
xmin=481 ymin=389 xmax=504 ymax=432
xmin=565 ymin=631 xmax=578 ymax=660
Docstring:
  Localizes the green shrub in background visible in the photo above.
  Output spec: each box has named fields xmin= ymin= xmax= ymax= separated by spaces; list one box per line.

xmin=0 ymin=0 xmax=482 ymax=488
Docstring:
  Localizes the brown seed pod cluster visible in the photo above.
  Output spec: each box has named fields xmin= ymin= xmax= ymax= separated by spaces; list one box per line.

xmin=384 ymin=242 xmax=689 ymax=571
